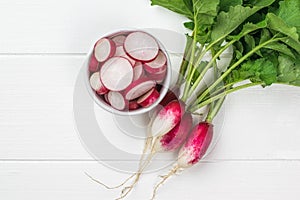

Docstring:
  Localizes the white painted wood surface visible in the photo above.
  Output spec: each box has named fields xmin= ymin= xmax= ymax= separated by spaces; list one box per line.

xmin=1 ymin=1 xmax=300 ymax=200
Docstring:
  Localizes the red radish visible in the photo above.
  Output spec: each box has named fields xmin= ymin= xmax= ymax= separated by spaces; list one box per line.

xmin=100 ymin=57 xmax=133 ymax=91
xmin=151 ymin=100 xmax=185 ymax=137
xmin=133 ymin=62 xmax=145 ymax=81
xmin=137 ymin=88 xmax=160 ymax=108
xmin=143 ymin=50 xmax=167 ymax=74
xmin=89 ymin=54 xmax=99 ymax=72
xmin=124 ymin=31 xmax=159 ymax=62
xmin=151 ymin=122 xmax=213 ymax=200
xmin=112 ymin=35 xmax=127 ymax=46
xmin=107 ymin=91 xmax=127 ymax=111
xmin=124 ymin=78 xmax=156 ymax=100
xmin=89 ymin=72 xmax=109 ymax=95
xmin=128 ymin=101 xmax=140 ymax=110
xmin=114 ymin=46 xmax=136 ymax=66
xmin=154 ymin=113 xmax=193 ymax=152
xmin=178 ymin=122 xmax=213 ymax=167
xmin=94 ymin=38 xmax=116 ymax=62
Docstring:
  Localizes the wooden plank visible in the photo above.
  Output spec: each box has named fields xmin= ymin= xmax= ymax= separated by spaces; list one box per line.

xmin=0 ymin=161 xmax=300 ymax=199
xmin=0 ymin=0 xmax=186 ymax=54
xmin=0 ymin=56 xmax=300 ymax=160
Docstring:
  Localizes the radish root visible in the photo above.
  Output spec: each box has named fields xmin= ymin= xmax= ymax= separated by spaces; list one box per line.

xmin=151 ymin=165 xmax=180 ymax=200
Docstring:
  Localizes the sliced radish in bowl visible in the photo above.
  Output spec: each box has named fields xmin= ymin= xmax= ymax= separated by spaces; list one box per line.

xmin=143 ymin=50 xmax=167 ymax=74
xmin=107 ymin=91 xmax=127 ymax=111
xmin=124 ymin=31 xmax=159 ymax=62
xmin=89 ymin=72 xmax=109 ymax=95
xmin=94 ymin=38 xmax=116 ymax=62
xmin=112 ymin=35 xmax=127 ymax=46
xmin=137 ymin=88 xmax=160 ymax=108
xmin=89 ymin=54 xmax=99 ymax=72
xmin=133 ymin=62 xmax=145 ymax=81
xmin=129 ymin=100 xmax=140 ymax=110
xmin=147 ymin=68 xmax=167 ymax=83
xmin=114 ymin=46 xmax=136 ymax=66
xmin=124 ymin=78 xmax=156 ymax=100
xmin=100 ymin=57 xmax=133 ymax=91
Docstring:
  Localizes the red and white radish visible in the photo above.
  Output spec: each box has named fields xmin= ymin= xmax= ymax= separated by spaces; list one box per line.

xmin=151 ymin=122 xmax=213 ymax=199
xmin=143 ymin=50 xmax=167 ymax=74
xmin=137 ymin=88 xmax=160 ymax=108
xmin=124 ymin=78 xmax=156 ymax=100
xmin=103 ymin=93 xmax=110 ymax=105
xmin=124 ymin=31 xmax=159 ymax=62
xmin=153 ymin=112 xmax=193 ymax=152
xmin=112 ymin=35 xmax=127 ymax=46
xmin=89 ymin=72 xmax=109 ymax=95
xmin=151 ymin=100 xmax=185 ymax=137
xmin=107 ymin=91 xmax=127 ymax=111
xmin=94 ymin=38 xmax=116 ymax=62
xmin=100 ymin=57 xmax=133 ymax=91
xmin=89 ymin=54 xmax=99 ymax=72
xmin=133 ymin=62 xmax=145 ymax=81
xmin=159 ymin=86 xmax=180 ymax=107
xmin=114 ymin=46 xmax=136 ymax=66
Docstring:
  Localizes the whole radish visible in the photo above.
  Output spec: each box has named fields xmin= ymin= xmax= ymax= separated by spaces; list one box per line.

xmin=151 ymin=121 xmax=213 ymax=199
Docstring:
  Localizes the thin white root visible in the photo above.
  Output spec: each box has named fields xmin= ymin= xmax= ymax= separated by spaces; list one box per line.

xmin=85 ymin=172 xmax=138 ymax=189
xmin=151 ymin=165 xmax=180 ymax=200
xmin=116 ymin=149 xmax=156 ymax=200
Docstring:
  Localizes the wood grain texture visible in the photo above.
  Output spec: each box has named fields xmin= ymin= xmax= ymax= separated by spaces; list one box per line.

xmin=1 ymin=161 xmax=300 ymax=200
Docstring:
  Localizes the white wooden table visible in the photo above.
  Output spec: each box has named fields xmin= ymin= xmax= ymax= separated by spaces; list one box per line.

xmin=1 ymin=1 xmax=300 ymax=199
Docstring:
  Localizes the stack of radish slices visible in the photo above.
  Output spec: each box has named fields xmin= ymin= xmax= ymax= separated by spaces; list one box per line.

xmin=88 ymin=31 xmax=168 ymax=111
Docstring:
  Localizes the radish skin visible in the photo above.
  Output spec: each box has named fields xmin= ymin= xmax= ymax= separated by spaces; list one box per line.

xmin=128 ymin=101 xmax=140 ymax=110
xmin=154 ymin=113 xmax=193 ymax=152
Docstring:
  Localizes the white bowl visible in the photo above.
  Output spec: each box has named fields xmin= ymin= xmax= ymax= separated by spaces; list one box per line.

xmin=83 ymin=29 xmax=171 ymax=116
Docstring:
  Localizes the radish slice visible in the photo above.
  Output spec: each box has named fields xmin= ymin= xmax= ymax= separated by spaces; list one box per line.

xmin=100 ymin=57 xmax=133 ymax=91
xmin=133 ymin=62 xmax=145 ymax=81
xmin=89 ymin=54 xmax=99 ymax=72
xmin=107 ymin=91 xmax=127 ymax=110
xmin=94 ymin=38 xmax=116 ymax=62
xmin=137 ymin=88 xmax=160 ymax=107
xmin=143 ymin=50 xmax=167 ymax=74
xmin=89 ymin=72 xmax=109 ymax=95
xmin=147 ymin=68 xmax=167 ymax=83
xmin=129 ymin=101 xmax=140 ymax=110
xmin=124 ymin=31 xmax=159 ymax=62
xmin=112 ymin=35 xmax=127 ymax=46
xmin=124 ymin=78 xmax=156 ymax=100
xmin=114 ymin=46 xmax=136 ymax=66
xmin=104 ymin=93 xmax=110 ymax=104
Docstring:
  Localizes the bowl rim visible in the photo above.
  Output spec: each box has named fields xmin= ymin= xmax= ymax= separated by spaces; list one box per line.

xmin=83 ymin=28 xmax=171 ymax=116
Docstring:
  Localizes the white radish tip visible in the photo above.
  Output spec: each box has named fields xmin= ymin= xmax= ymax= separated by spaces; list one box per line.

xmin=124 ymin=31 xmax=159 ymax=62
xmin=94 ymin=38 xmax=116 ymax=62
xmin=100 ymin=57 xmax=133 ymax=91
xmin=124 ymin=78 xmax=156 ymax=100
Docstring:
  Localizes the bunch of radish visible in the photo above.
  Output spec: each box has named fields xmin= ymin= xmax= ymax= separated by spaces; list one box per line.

xmin=88 ymin=31 xmax=168 ymax=111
